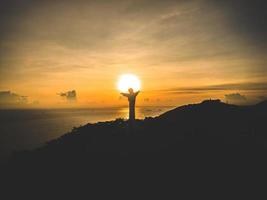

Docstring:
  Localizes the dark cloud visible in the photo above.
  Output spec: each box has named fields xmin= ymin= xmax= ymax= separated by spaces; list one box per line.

xmin=163 ymin=82 xmax=267 ymax=93
xmin=58 ymin=90 xmax=77 ymax=101
xmin=257 ymin=96 xmax=267 ymax=101
xmin=209 ymin=0 xmax=267 ymax=47
xmin=225 ymin=93 xmax=246 ymax=102
xmin=1 ymin=0 xmax=266 ymax=47
xmin=0 ymin=90 xmax=28 ymax=106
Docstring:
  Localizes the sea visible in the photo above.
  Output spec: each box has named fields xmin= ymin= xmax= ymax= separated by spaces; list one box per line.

xmin=0 ymin=106 xmax=173 ymax=161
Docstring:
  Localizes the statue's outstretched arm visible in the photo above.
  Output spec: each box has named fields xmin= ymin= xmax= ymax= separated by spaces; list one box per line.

xmin=134 ymin=91 xmax=140 ymax=96
xmin=121 ymin=92 xmax=129 ymax=97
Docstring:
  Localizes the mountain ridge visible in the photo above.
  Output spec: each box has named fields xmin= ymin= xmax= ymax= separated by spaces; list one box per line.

xmin=3 ymin=99 xmax=267 ymax=194
xmin=7 ymin=99 xmax=267 ymax=160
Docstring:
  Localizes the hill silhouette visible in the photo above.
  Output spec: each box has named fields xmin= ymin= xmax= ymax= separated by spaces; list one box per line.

xmin=2 ymin=99 xmax=267 ymax=197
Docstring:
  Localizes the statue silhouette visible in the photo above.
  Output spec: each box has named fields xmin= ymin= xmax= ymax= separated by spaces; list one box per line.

xmin=121 ymin=88 xmax=140 ymax=123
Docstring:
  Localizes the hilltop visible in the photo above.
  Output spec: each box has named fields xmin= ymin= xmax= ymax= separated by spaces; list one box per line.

xmin=8 ymin=99 xmax=267 ymax=163
xmin=2 ymin=99 xmax=267 ymax=195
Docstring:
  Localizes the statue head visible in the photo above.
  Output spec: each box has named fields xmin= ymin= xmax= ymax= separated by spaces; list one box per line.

xmin=128 ymin=88 xmax=134 ymax=94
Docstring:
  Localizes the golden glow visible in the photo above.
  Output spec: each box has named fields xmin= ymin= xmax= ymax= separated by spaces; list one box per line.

xmin=0 ymin=1 xmax=266 ymax=108
xmin=117 ymin=74 xmax=141 ymax=93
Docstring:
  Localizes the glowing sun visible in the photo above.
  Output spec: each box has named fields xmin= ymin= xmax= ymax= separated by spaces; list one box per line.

xmin=117 ymin=74 xmax=141 ymax=93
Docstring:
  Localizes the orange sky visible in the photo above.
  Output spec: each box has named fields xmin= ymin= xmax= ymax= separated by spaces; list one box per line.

xmin=0 ymin=0 xmax=266 ymax=108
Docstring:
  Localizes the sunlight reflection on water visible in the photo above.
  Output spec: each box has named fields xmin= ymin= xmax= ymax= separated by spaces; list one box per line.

xmin=117 ymin=107 xmax=170 ymax=120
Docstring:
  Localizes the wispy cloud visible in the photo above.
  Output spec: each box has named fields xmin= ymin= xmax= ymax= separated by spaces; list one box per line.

xmin=162 ymin=82 xmax=267 ymax=93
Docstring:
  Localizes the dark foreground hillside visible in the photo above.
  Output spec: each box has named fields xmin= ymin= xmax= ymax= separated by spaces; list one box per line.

xmin=2 ymin=99 xmax=267 ymax=197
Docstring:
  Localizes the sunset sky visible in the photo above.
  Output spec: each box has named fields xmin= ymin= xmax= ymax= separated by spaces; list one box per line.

xmin=0 ymin=0 xmax=266 ymax=108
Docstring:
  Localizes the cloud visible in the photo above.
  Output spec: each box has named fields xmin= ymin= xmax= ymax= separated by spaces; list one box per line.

xmin=0 ymin=90 xmax=28 ymax=106
xmin=209 ymin=0 xmax=267 ymax=46
xmin=225 ymin=93 xmax=246 ymax=102
xmin=161 ymin=82 xmax=267 ymax=94
xmin=258 ymin=96 xmax=267 ymax=101
xmin=0 ymin=0 xmax=266 ymax=108
xmin=58 ymin=90 xmax=77 ymax=101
